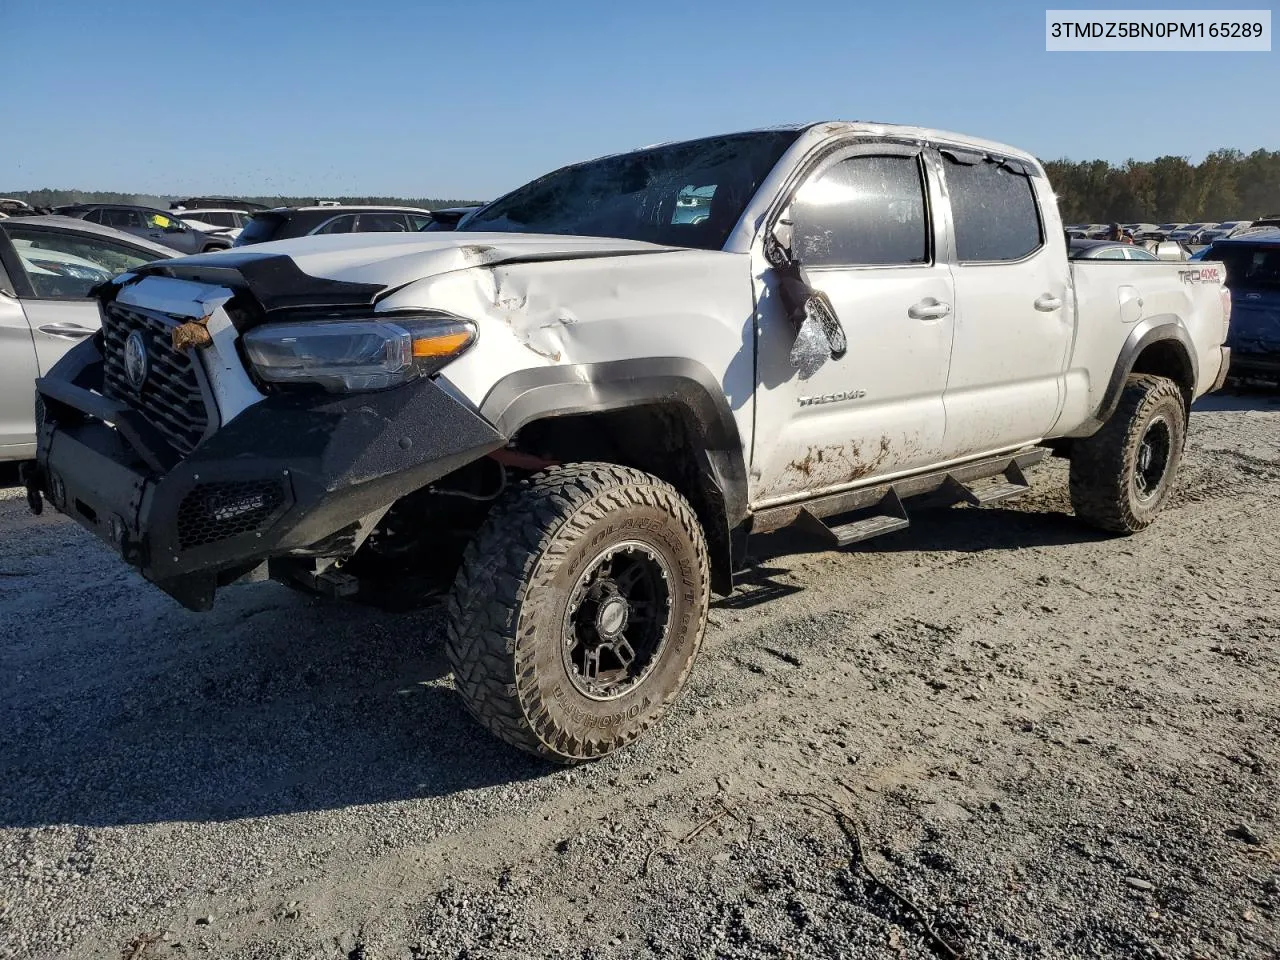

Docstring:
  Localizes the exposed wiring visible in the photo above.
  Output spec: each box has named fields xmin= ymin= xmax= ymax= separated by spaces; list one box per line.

xmin=430 ymin=464 xmax=508 ymax=502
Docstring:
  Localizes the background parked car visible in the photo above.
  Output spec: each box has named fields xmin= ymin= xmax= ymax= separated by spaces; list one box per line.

xmin=1069 ymin=239 xmax=1160 ymax=260
xmin=52 ymin=204 xmax=233 ymax=254
xmin=177 ymin=208 xmax=256 ymax=241
xmin=170 ymin=197 xmax=268 ymax=213
xmin=1170 ymin=222 xmax=1218 ymax=244
xmin=1199 ymin=231 xmax=1280 ymax=378
xmin=1144 ymin=222 xmax=1189 ymax=241
xmin=0 ymin=215 xmax=172 ymax=461
xmin=420 ymin=206 xmax=483 ymax=231
xmin=0 ymin=199 xmax=40 ymax=218
xmin=1198 ymin=221 xmax=1253 ymax=242
xmin=233 ymin=205 xmax=436 ymax=246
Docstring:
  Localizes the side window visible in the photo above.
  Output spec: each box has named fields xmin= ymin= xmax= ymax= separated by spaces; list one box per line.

xmin=6 ymin=225 xmax=160 ymax=299
xmin=790 ymin=154 xmax=928 ymax=267
xmin=356 ymin=213 xmax=409 ymax=232
xmin=944 ymin=155 xmax=1043 ymax=262
xmin=82 ymin=209 xmax=103 ymax=224
xmin=312 ymin=214 xmax=356 ymax=235
xmin=1095 ymin=247 xmax=1126 ymax=259
xmin=408 ymin=215 xmax=434 ymax=231
xmin=101 ymin=209 xmax=140 ymax=229
xmin=145 ymin=211 xmax=178 ymax=230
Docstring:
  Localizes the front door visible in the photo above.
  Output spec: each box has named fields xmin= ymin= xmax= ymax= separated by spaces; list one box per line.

xmin=751 ymin=144 xmax=955 ymax=505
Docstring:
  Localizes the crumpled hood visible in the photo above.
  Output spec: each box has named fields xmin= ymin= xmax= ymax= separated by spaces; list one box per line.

xmin=161 ymin=231 xmax=683 ymax=301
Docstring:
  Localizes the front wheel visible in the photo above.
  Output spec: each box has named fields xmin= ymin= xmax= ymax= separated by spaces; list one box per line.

xmin=1069 ymin=374 xmax=1187 ymax=533
xmin=446 ymin=463 xmax=710 ymax=762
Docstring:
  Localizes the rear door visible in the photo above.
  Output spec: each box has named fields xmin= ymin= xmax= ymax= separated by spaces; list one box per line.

xmin=937 ymin=149 xmax=1072 ymax=456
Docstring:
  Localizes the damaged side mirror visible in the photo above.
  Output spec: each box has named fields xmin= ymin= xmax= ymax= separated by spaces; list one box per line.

xmin=789 ymin=290 xmax=847 ymax=379
xmin=765 ymin=214 xmax=794 ymax=268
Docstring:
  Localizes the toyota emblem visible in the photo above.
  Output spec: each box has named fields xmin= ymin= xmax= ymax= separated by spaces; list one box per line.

xmin=123 ymin=331 xmax=150 ymax=390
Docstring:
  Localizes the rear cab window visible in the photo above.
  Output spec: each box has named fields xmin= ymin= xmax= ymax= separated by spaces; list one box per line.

xmin=942 ymin=152 xmax=1043 ymax=262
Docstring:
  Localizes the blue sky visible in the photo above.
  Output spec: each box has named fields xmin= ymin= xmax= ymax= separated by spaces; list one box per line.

xmin=0 ymin=0 xmax=1274 ymax=199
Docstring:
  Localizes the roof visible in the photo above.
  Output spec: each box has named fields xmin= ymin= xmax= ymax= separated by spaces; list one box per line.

xmin=1 ymin=215 xmax=177 ymax=257
xmin=1214 ymin=227 xmax=1280 ymax=246
xmin=258 ymin=205 xmax=435 ymax=215
xmin=623 ymin=121 xmax=1042 ymax=173
xmin=58 ymin=202 xmax=171 ymax=213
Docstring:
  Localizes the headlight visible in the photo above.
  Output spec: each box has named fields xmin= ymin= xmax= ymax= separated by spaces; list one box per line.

xmin=242 ymin=313 xmax=476 ymax=392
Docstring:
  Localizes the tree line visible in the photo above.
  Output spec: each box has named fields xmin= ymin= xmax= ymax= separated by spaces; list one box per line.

xmin=0 ymin=189 xmax=485 ymax=211
xmin=1044 ymin=149 xmax=1280 ymax=224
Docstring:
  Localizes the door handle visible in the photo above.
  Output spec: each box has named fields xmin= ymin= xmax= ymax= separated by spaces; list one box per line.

xmin=37 ymin=322 xmax=96 ymax=340
xmin=908 ymin=299 xmax=952 ymax=320
xmin=1034 ymin=294 xmax=1063 ymax=312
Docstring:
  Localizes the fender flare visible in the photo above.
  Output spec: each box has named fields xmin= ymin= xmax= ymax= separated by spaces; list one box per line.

xmin=1072 ymin=316 xmax=1198 ymax=437
xmin=479 ymin=358 xmax=749 ymax=593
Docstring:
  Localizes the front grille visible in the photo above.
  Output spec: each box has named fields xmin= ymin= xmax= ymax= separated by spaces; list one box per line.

xmin=177 ymin=480 xmax=287 ymax=549
xmin=101 ymin=302 xmax=210 ymax=456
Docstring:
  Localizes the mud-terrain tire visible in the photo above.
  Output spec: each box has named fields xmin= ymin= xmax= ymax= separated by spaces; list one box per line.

xmin=1069 ymin=374 xmax=1187 ymax=533
xmin=446 ymin=463 xmax=711 ymax=762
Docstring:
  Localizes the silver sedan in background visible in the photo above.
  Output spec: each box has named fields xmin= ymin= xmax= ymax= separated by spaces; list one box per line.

xmin=0 ymin=216 xmax=173 ymax=461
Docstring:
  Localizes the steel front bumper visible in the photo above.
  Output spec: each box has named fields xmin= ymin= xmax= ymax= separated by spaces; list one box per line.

xmin=31 ymin=336 xmax=504 ymax=611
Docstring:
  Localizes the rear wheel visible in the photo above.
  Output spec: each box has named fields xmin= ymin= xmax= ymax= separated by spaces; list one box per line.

xmin=446 ymin=463 xmax=710 ymax=762
xmin=1069 ymin=374 xmax=1187 ymax=533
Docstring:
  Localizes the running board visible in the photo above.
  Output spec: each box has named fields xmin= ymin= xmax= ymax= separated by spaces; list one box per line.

xmin=752 ymin=447 xmax=1047 ymax=541
xmin=941 ymin=459 xmax=1031 ymax=506
xmin=796 ymin=489 xmax=910 ymax=547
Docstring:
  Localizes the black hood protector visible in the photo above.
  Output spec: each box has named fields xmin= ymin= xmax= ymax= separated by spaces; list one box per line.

xmin=129 ymin=252 xmax=388 ymax=316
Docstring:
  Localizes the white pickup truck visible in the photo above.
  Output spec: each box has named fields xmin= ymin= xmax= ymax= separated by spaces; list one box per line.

xmin=29 ymin=122 xmax=1230 ymax=762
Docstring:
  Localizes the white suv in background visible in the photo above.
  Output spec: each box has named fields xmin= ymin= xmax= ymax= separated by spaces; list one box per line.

xmin=176 ymin=208 xmax=256 ymax=241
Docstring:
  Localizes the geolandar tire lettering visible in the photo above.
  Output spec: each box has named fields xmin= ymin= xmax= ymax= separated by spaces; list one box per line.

xmin=445 ymin=463 xmax=711 ymax=762
xmin=1068 ymin=374 xmax=1188 ymax=533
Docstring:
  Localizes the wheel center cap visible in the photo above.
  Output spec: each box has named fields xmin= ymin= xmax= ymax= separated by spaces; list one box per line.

xmin=596 ymin=597 xmax=629 ymax=640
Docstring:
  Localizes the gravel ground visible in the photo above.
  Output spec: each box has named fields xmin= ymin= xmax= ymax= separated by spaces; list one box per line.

xmin=1 ymin=391 xmax=1278 ymax=960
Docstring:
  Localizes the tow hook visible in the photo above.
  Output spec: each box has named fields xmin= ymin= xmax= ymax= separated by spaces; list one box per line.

xmin=18 ymin=462 xmax=43 ymax=516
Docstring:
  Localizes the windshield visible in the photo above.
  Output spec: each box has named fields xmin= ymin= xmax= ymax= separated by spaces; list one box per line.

xmin=235 ymin=213 xmax=285 ymax=246
xmin=459 ymin=130 xmax=801 ymax=250
xmin=1213 ymin=243 xmax=1280 ymax=290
